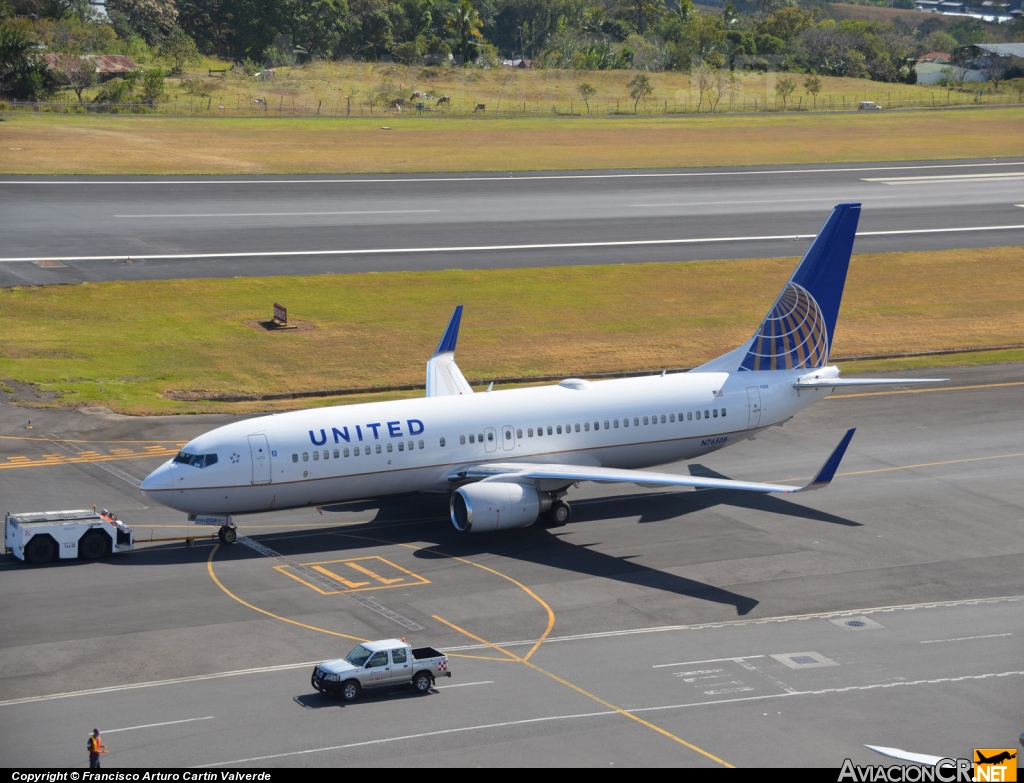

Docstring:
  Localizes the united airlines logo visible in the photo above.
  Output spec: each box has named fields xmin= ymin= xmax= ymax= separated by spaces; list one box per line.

xmin=740 ymin=282 xmax=829 ymax=372
xmin=309 ymin=419 xmax=425 ymax=446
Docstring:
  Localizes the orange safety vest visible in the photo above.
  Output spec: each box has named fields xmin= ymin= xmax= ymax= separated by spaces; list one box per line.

xmin=88 ymin=734 xmax=102 ymax=753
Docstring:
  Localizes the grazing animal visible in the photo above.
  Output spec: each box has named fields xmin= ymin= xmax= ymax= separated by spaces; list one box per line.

xmin=257 ymin=69 xmax=275 ymax=81
xmin=474 ymin=103 xmax=486 ymax=112
xmin=437 ymin=95 xmax=450 ymax=106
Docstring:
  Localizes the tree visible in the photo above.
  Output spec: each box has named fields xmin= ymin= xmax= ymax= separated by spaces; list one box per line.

xmin=981 ymin=53 xmax=1009 ymax=88
xmin=614 ymin=0 xmax=666 ymax=36
xmin=445 ymin=0 xmax=483 ymax=64
xmin=106 ymin=0 xmax=178 ymax=45
xmin=774 ymin=74 xmax=795 ymax=108
xmin=290 ymin=0 xmax=348 ymax=60
xmin=159 ymin=27 xmax=201 ymax=76
xmin=577 ymin=81 xmax=596 ymax=113
xmin=950 ymin=46 xmax=972 ymax=88
xmin=0 ymin=24 xmax=55 ymax=100
xmin=54 ymin=54 xmax=95 ymax=102
xmin=693 ymin=61 xmax=714 ymax=111
xmin=140 ymin=66 xmax=165 ymax=105
xmin=628 ymin=72 xmax=651 ymax=113
xmin=803 ymin=73 xmax=820 ymax=108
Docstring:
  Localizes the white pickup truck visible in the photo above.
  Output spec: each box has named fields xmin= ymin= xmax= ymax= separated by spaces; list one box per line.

xmin=311 ymin=638 xmax=451 ymax=701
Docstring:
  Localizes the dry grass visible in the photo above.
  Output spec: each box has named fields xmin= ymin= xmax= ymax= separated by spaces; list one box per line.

xmin=1 ymin=246 xmax=1022 ymax=414
xmin=2 ymin=107 xmax=1023 ymax=174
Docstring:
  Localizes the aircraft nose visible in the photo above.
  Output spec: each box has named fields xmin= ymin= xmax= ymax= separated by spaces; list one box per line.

xmin=141 ymin=462 xmax=174 ymax=492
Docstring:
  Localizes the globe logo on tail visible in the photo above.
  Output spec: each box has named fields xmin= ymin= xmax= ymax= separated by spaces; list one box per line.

xmin=740 ymin=282 xmax=829 ymax=371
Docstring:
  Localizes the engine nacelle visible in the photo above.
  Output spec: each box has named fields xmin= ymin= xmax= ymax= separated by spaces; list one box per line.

xmin=450 ymin=482 xmax=549 ymax=533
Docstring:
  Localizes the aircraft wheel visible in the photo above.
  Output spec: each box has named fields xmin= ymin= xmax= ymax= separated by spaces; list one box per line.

xmin=219 ymin=526 xmax=237 ymax=545
xmin=547 ymin=501 xmax=571 ymax=527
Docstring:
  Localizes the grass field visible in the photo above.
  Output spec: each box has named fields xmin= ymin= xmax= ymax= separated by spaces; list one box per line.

xmin=1 ymin=246 xmax=1022 ymax=415
xmin=2 ymin=107 xmax=1023 ymax=174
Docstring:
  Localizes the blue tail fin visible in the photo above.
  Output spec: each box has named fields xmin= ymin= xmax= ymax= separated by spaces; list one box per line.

xmin=739 ymin=203 xmax=860 ymax=372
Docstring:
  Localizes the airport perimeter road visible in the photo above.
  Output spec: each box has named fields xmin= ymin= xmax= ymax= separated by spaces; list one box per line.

xmin=1 ymin=363 xmax=1023 ymax=766
xmin=2 ymin=158 xmax=1024 ymax=286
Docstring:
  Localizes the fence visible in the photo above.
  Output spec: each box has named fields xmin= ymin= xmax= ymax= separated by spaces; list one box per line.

xmin=5 ymin=89 xmax=1023 ymax=118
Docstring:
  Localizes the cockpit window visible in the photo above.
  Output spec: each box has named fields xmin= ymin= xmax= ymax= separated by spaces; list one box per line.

xmin=172 ymin=452 xmax=218 ymax=468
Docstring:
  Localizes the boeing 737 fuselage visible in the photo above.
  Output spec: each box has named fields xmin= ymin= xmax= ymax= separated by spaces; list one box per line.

xmin=141 ymin=204 xmax=942 ymax=539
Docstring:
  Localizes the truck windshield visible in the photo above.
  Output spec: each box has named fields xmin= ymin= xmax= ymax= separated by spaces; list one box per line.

xmin=345 ymin=644 xmax=373 ymax=667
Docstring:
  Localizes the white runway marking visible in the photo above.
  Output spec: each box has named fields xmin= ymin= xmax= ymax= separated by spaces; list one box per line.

xmin=435 ymin=680 xmax=494 ymax=689
xmin=199 ymin=669 xmax=1024 ymax=767
xmin=3 ymin=224 xmax=1023 ymax=264
xmin=114 ymin=210 xmax=439 ymax=218
xmin=653 ymin=655 xmax=765 ymax=668
xmin=3 ymin=160 xmax=1022 ymax=186
xmin=864 ymin=172 xmax=1024 ymax=184
xmin=919 ymin=633 xmax=1013 ymax=644
xmin=103 ymin=716 xmax=214 ymax=733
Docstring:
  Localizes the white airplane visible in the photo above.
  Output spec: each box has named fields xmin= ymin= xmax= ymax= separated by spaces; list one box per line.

xmin=141 ymin=203 xmax=943 ymax=543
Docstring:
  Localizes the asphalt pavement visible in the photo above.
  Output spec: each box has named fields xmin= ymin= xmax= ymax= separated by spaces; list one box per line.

xmin=2 ymin=158 xmax=1023 ymax=286
xmin=2 ymin=363 xmax=1022 ymax=767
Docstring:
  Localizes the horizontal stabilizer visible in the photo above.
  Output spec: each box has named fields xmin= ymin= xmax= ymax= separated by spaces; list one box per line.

xmin=794 ymin=378 xmax=947 ymax=388
xmin=451 ymin=429 xmax=856 ymax=495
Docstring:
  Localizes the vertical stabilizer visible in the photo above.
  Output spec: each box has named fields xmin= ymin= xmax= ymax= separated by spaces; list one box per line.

xmin=739 ymin=203 xmax=860 ymax=372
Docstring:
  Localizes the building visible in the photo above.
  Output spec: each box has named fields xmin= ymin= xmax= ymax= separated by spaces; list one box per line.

xmin=43 ymin=54 xmax=140 ymax=82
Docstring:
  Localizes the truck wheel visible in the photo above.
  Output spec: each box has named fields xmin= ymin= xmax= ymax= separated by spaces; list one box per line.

xmin=341 ymin=680 xmax=361 ymax=702
xmin=79 ymin=531 xmax=108 ymax=560
xmin=413 ymin=672 xmax=432 ymax=694
xmin=25 ymin=536 xmax=55 ymax=565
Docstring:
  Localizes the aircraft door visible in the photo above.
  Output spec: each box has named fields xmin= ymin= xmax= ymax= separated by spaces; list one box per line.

xmin=746 ymin=387 xmax=762 ymax=429
xmin=501 ymin=425 xmax=515 ymax=451
xmin=484 ymin=427 xmax=498 ymax=453
xmin=248 ymin=434 xmax=272 ymax=484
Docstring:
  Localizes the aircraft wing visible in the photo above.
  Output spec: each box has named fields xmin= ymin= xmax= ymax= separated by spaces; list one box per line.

xmin=450 ymin=428 xmax=855 ymax=494
xmin=426 ymin=305 xmax=474 ymax=397
xmin=865 ymin=746 xmax=950 ymax=766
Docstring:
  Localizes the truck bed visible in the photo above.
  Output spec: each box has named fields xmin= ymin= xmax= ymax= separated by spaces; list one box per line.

xmin=412 ymin=646 xmax=444 ymax=661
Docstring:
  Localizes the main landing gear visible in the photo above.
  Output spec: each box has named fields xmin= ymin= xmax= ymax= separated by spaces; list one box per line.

xmin=217 ymin=525 xmax=237 ymax=545
xmin=543 ymin=500 xmax=571 ymax=528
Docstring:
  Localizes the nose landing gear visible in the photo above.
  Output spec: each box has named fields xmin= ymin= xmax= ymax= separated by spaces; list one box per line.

xmin=217 ymin=525 xmax=237 ymax=544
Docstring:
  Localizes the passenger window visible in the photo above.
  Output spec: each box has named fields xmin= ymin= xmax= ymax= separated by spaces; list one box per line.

xmin=643 ymin=416 xmax=649 ymax=425
xmin=313 ymin=451 xmax=319 ymax=461
xmin=613 ymin=419 xmax=619 ymax=428
xmin=469 ymin=434 xmax=475 ymax=444
xmin=292 ymin=453 xmax=298 ymax=463
xmin=303 ymin=453 xmax=309 ymax=462
xmin=344 ymin=448 xmax=350 ymax=457
xmin=547 ymin=426 xmax=553 ymax=435
xmin=537 ymin=427 xmax=543 ymax=437
xmin=687 ymin=412 xmax=693 ymax=421
xmin=713 ymin=409 xmax=718 ymax=418
xmin=505 ymin=430 xmax=512 ymax=440
xmin=574 ymin=423 xmax=580 ymax=432
xmin=661 ymin=415 xmax=667 ymax=423
xmin=528 ymin=428 xmax=534 ymax=437
xmin=479 ymin=433 xmax=485 ymax=442
xmin=623 ymin=418 xmax=629 ymax=428
xmin=418 ymin=440 xmax=424 ymax=449
xmin=460 ymin=435 xmax=466 ymax=445
xmin=604 ymin=421 xmax=610 ymax=429
xmin=333 ymin=449 xmax=339 ymax=458
xmin=705 ymin=410 xmax=710 ymax=419
xmin=365 ymin=651 xmax=388 ymax=668
xmin=634 ymin=417 xmax=639 ymax=426
xmin=722 ymin=408 xmax=727 ymax=417
xmin=391 ymin=648 xmax=407 ymax=664
xmin=398 ymin=442 xmax=404 ymax=451
xmin=696 ymin=411 xmax=701 ymax=420
xmin=584 ymin=422 xmax=590 ymax=431
xmin=386 ymin=443 xmax=393 ymax=453
xmin=557 ymin=425 xmax=562 ymax=434
xmin=375 ymin=444 xmax=382 ymax=454
xmin=670 ymin=414 xmax=675 ymax=422
xmin=440 ymin=437 xmax=446 ymax=447
xmin=517 ymin=429 xmax=522 ymax=438
xmin=324 ymin=450 xmax=329 ymax=459
xmin=354 ymin=446 xmax=360 ymax=456
xmin=408 ymin=441 xmax=413 ymax=451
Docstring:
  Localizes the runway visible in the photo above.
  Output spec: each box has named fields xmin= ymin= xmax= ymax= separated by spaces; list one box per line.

xmin=2 ymin=158 xmax=1024 ymax=287
xmin=2 ymin=362 xmax=1022 ymax=767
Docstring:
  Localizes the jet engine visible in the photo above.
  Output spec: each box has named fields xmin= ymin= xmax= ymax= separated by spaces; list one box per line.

xmin=450 ymin=482 xmax=551 ymax=533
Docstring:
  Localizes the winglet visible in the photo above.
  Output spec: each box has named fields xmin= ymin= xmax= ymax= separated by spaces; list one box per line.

xmin=799 ymin=428 xmax=856 ymax=491
xmin=433 ymin=305 xmax=463 ymax=357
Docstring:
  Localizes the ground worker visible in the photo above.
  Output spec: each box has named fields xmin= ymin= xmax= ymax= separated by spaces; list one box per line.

xmin=87 ymin=728 xmax=106 ymax=768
